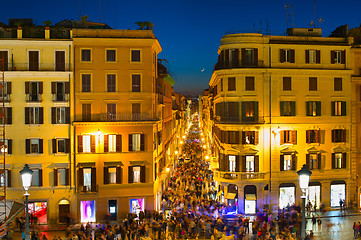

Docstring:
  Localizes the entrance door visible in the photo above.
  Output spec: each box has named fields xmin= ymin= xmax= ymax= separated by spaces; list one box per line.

xmin=108 ymin=200 xmax=117 ymax=221
xmin=245 ymin=200 xmax=256 ymax=214
xmin=279 ymin=187 xmax=295 ymax=209
xmin=331 ymin=184 xmax=346 ymax=207
xmin=308 ymin=185 xmax=321 ymax=210
xmin=58 ymin=202 xmax=70 ymax=224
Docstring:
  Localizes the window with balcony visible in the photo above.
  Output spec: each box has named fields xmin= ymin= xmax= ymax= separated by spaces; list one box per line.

xmin=241 ymin=101 xmax=259 ymax=122
xmin=0 ymin=107 xmax=12 ymax=124
xmin=25 ymin=138 xmax=43 ymax=154
xmin=280 ymin=49 xmax=295 ymax=63
xmin=128 ymin=166 xmax=145 ymax=183
xmin=280 ymin=130 xmax=297 ymax=145
xmin=81 ymin=49 xmax=91 ymax=62
xmin=306 ymin=101 xmax=321 ymax=116
xmin=81 ymin=74 xmax=91 ymax=92
xmin=334 ymin=78 xmax=342 ymax=91
xmin=104 ymin=134 xmax=122 ymax=153
xmin=84 ymin=168 xmax=92 ymax=190
xmin=52 ymin=138 xmax=70 ymax=154
xmin=132 ymin=74 xmax=141 ymax=92
xmin=306 ymin=153 xmax=321 ymax=170
xmin=107 ymin=104 xmax=116 ymax=121
xmin=25 ymin=82 xmax=43 ymax=102
xmin=82 ymin=104 xmax=91 ymax=121
xmin=132 ymin=103 xmax=141 ymax=120
xmin=245 ymin=156 xmax=254 ymax=172
xmin=54 ymin=168 xmax=69 ymax=186
xmin=306 ymin=130 xmax=321 ymax=144
xmin=106 ymin=49 xmax=116 ymax=62
xmin=331 ymin=101 xmax=346 ymax=116
xmin=0 ymin=82 xmax=11 ymax=101
xmin=221 ymin=131 xmax=240 ymax=144
xmin=25 ymin=107 xmax=43 ymax=125
xmin=51 ymin=107 xmax=70 ymax=124
xmin=128 ymin=133 xmax=145 ymax=151
xmin=78 ymin=135 xmax=95 ymax=153
xmin=107 ymin=74 xmax=116 ymax=92
xmin=0 ymin=139 xmax=12 ymax=155
xmin=280 ymin=101 xmax=296 ymax=116
xmin=242 ymin=48 xmax=258 ymax=66
xmin=28 ymin=50 xmax=39 ymax=71
xmin=242 ymin=131 xmax=258 ymax=145
xmin=51 ymin=82 xmax=69 ymax=101
xmin=332 ymin=129 xmax=346 ymax=143
xmin=280 ymin=154 xmax=296 ymax=171
xmin=78 ymin=167 xmax=96 ymax=191
xmin=55 ymin=51 xmax=66 ymax=71
xmin=131 ymin=50 xmax=141 ymax=62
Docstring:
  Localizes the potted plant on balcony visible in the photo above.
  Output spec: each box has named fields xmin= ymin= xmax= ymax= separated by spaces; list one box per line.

xmin=43 ymin=20 xmax=52 ymax=30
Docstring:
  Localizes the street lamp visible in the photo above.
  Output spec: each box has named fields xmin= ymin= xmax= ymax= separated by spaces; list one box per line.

xmin=297 ymin=164 xmax=312 ymax=240
xmin=20 ymin=164 xmax=33 ymax=240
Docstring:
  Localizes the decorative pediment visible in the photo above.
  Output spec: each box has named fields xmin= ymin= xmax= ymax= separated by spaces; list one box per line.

xmin=307 ymin=146 xmax=326 ymax=153
xmin=333 ymin=145 xmax=347 ymax=153
xmin=242 ymin=147 xmax=259 ymax=155
xmin=280 ymin=146 xmax=298 ymax=154
xmin=223 ymin=145 xmax=241 ymax=154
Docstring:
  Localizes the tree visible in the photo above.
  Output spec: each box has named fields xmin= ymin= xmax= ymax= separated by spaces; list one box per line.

xmin=135 ymin=21 xmax=146 ymax=30
xmin=81 ymin=15 xmax=89 ymax=23
xmin=43 ymin=20 xmax=52 ymax=27
xmin=144 ymin=21 xmax=154 ymax=30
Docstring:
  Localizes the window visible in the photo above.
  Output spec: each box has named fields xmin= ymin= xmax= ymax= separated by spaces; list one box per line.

xmin=280 ymin=130 xmax=297 ymax=145
xmin=107 ymin=74 xmax=116 ymax=92
xmin=81 ymin=74 xmax=91 ymax=92
xmin=82 ymin=104 xmax=91 ymax=121
xmin=54 ymin=168 xmax=69 ymax=186
xmin=26 ymin=139 xmax=43 ymax=154
xmin=25 ymin=107 xmax=43 ymax=124
xmin=228 ymin=77 xmax=236 ymax=91
xmin=133 ymin=166 xmax=141 ymax=183
xmin=107 ymin=104 xmax=116 ymax=121
xmin=25 ymin=82 xmax=43 ymax=102
xmin=242 ymin=131 xmax=258 ymax=145
xmin=281 ymin=154 xmax=294 ymax=171
xmin=334 ymin=78 xmax=342 ymax=91
xmin=306 ymin=130 xmax=321 ymax=144
xmin=309 ymin=77 xmax=317 ymax=91
xmin=229 ymin=155 xmax=236 ymax=172
xmin=217 ymin=49 xmax=240 ymax=68
xmin=31 ymin=169 xmax=42 ymax=187
xmin=331 ymin=50 xmax=345 ymax=64
xmin=51 ymin=82 xmax=69 ymax=101
xmin=83 ymin=168 xmax=92 ymax=190
xmin=129 ymin=133 xmax=145 ymax=151
xmin=306 ymin=101 xmax=321 ymax=116
xmin=306 ymin=50 xmax=320 ymax=64
xmin=332 ymin=153 xmax=346 ymax=169
xmin=331 ymin=101 xmax=346 ymax=116
xmin=0 ymin=51 xmax=8 ymax=71
xmin=52 ymin=138 xmax=70 ymax=154
xmin=280 ymin=101 xmax=296 ymax=116
xmin=280 ymin=49 xmax=295 ymax=63
xmin=106 ymin=50 xmax=116 ymax=62
xmin=243 ymin=48 xmax=257 ymax=66
xmin=55 ymin=51 xmax=65 ymax=71
xmin=307 ymin=154 xmax=320 ymax=170
xmin=241 ymin=101 xmax=259 ymax=122
xmin=132 ymin=74 xmax=141 ymax=92
xmin=81 ymin=49 xmax=91 ymax=62
xmin=245 ymin=77 xmax=255 ymax=91
xmin=28 ymin=51 xmax=39 ymax=71
xmin=80 ymin=135 xmax=92 ymax=153
xmin=104 ymin=166 xmax=122 ymax=184
xmin=105 ymin=134 xmax=122 ymax=153
xmin=131 ymin=50 xmax=141 ymax=62
xmin=108 ymin=167 xmax=117 ymax=183
xmin=0 ymin=139 xmax=12 ymax=154
xmin=246 ymin=156 xmax=255 ymax=172
xmin=0 ymin=169 xmax=10 ymax=187
xmin=332 ymin=129 xmax=346 ymax=143
xmin=132 ymin=103 xmax=141 ymax=120
xmin=0 ymin=82 xmax=11 ymax=100
xmin=283 ymin=77 xmax=291 ymax=91
xmin=51 ymin=107 xmax=70 ymax=124
xmin=0 ymin=107 xmax=12 ymax=124
xmin=225 ymin=131 xmax=240 ymax=144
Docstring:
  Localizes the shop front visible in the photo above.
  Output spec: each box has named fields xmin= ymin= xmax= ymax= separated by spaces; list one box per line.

xmin=225 ymin=184 xmax=238 ymax=214
xmin=307 ymin=182 xmax=321 ymax=210
xmin=244 ymin=185 xmax=257 ymax=214
xmin=330 ymin=180 xmax=346 ymax=208
xmin=108 ymin=200 xmax=117 ymax=221
xmin=129 ymin=198 xmax=144 ymax=215
xmin=80 ymin=200 xmax=96 ymax=223
xmin=58 ymin=199 xmax=70 ymax=224
xmin=28 ymin=201 xmax=47 ymax=224
xmin=279 ymin=183 xmax=295 ymax=209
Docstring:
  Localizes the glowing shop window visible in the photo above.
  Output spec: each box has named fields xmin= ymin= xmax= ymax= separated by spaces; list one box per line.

xmin=279 ymin=187 xmax=295 ymax=209
xmin=80 ymin=200 xmax=96 ymax=222
xmin=330 ymin=184 xmax=346 ymax=207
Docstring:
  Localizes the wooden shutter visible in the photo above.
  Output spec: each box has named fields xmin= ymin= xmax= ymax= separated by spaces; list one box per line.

xmin=291 ymin=154 xmax=296 ymax=171
xmin=103 ymin=167 xmax=109 ymax=184
xmin=140 ymin=166 xmax=146 ymax=183
xmin=280 ymin=155 xmax=284 ymax=171
xmin=280 ymin=102 xmax=284 ymax=116
xmin=305 ymin=50 xmax=309 ymax=63
xmin=55 ymin=51 xmax=65 ymax=71
xmin=316 ymin=50 xmax=320 ymax=63
xmin=39 ymin=82 xmax=43 ymax=94
xmin=316 ymin=102 xmax=321 ymax=116
xmin=39 ymin=107 xmax=43 ymax=124
xmin=25 ymin=107 xmax=29 ymax=124
xmin=91 ymin=167 xmax=96 ymax=187
xmin=25 ymin=139 xmax=30 ymax=154
xmin=291 ymin=130 xmax=297 ymax=144
xmin=54 ymin=168 xmax=58 ymax=186
xmin=51 ymin=107 xmax=56 ymax=124
xmin=6 ymin=108 xmax=12 ymax=124
xmin=128 ymin=166 xmax=133 ymax=183
xmin=224 ymin=50 xmax=229 ymax=68
xmin=331 ymin=153 xmax=336 ymax=169
xmin=253 ymin=48 xmax=258 ymax=66
xmin=104 ymin=135 xmax=109 ymax=152
xmin=306 ymin=130 xmax=310 ymax=143
xmin=7 ymin=170 xmax=11 ymax=187
xmin=65 ymin=107 xmax=70 ymax=124
xmin=90 ymin=135 xmax=95 ymax=153
xmin=242 ymin=156 xmax=246 ymax=172
xmin=342 ymin=129 xmax=346 ymax=142
xmin=29 ymin=51 xmax=39 ymax=71
xmin=78 ymin=135 xmax=83 ymax=153
xmin=0 ymin=52 xmax=8 ymax=71
xmin=317 ymin=153 xmax=322 ymax=169
xmin=331 ymin=101 xmax=335 ymax=116
xmin=65 ymin=168 xmax=69 ymax=186
xmin=78 ymin=168 xmax=84 ymax=186
xmin=341 ymin=50 xmax=346 ymax=64
xmin=65 ymin=138 xmax=70 ymax=153
xmin=219 ymin=50 xmax=224 ymax=67
xmin=290 ymin=49 xmax=295 ymax=63
xmin=25 ymin=82 xmax=30 ymax=94
xmin=39 ymin=139 xmax=43 ymax=153
xmin=332 ymin=130 xmax=335 ymax=142
xmin=341 ymin=102 xmax=346 ymax=116
xmin=254 ymin=155 xmax=259 ymax=172
xmin=235 ymin=131 xmax=240 ymax=144
xmin=128 ymin=134 xmax=133 ymax=151
xmin=65 ymin=82 xmax=70 ymax=94
xmin=234 ymin=49 xmax=240 ymax=67
xmin=218 ymin=154 xmax=224 ymax=171
xmin=290 ymin=101 xmax=296 ymax=116
xmin=224 ymin=131 xmax=229 ymax=144
xmin=280 ymin=131 xmax=285 ymax=144
xmin=51 ymin=82 xmax=56 ymax=94
xmin=241 ymin=48 xmax=246 ymax=66
xmin=280 ymin=49 xmax=285 ymax=63
xmin=306 ymin=154 xmax=310 ymax=168
xmin=52 ymin=139 xmax=57 ymax=153
xmin=235 ymin=155 xmax=240 ymax=172
xmin=140 ymin=134 xmax=145 ymax=151
xmin=116 ymin=167 xmax=122 ymax=184
xmin=254 ymin=131 xmax=259 ymax=145
xmin=7 ymin=139 xmax=12 ymax=154
xmin=116 ymin=135 xmax=122 ymax=152
xmin=38 ymin=169 xmax=43 ymax=186
xmin=224 ymin=155 xmax=229 ymax=172
xmin=316 ymin=130 xmax=321 ymax=143
xmin=331 ymin=50 xmax=335 ymax=64
xmin=6 ymin=82 xmax=11 ymax=95
xmin=342 ymin=153 xmax=347 ymax=168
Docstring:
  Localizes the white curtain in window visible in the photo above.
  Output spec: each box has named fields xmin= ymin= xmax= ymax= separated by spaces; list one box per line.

xmin=83 ymin=135 xmax=91 ymax=153
xmin=132 ymin=134 xmax=141 ymax=151
xmin=133 ymin=166 xmax=140 ymax=183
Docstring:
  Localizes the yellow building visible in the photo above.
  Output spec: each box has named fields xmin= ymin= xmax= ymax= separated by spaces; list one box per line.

xmin=0 ymin=26 xmax=74 ymax=224
xmin=206 ymin=28 xmax=355 ymax=213
xmin=72 ymin=29 xmax=180 ymax=222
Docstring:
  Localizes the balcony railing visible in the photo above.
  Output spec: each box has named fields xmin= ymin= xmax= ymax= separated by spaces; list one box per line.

xmin=0 ymin=95 xmax=10 ymax=102
xmin=74 ymin=113 xmax=158 ymax=122
xmin=214 ymin=115 xmax=265 ymax=124
xmin=25 ymin=94 xmax=42 ymax=102
xmin=1 ymin=63 xmax=72 ymax=71
xmin=52 ymin=94 xmax=69 ymax=102
xmin=76 ymin=185 xmax=98 ymax=193
xmin=214 ymin=170 xmax=267 ymax=181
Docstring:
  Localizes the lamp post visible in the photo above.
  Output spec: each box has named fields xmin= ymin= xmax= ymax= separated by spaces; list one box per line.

xmin=20 ymin=164 xmax=33 ymax=240
xmin=297 ymin=164 xmax=312 ymax=240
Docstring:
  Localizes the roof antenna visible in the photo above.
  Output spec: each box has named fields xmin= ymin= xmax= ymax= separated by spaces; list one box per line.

xmin=313 ymin=0 xmax=316 ymax=28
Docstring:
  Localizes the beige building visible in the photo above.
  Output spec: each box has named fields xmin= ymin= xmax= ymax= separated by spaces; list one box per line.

xmin=205 ymin=28 xmax=355 ymax=213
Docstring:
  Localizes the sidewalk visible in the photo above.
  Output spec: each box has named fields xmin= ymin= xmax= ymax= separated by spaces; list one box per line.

xmin=305 ymin=209 xmax=361 ymax=219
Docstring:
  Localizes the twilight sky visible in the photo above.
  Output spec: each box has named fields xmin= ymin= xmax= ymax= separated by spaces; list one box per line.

xmin=1 ymin=0 xmax=360 ymax=96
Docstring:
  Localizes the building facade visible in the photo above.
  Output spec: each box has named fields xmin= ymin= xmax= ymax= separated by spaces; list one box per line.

xmin=205 ymin=28 xmax=355 ymax=213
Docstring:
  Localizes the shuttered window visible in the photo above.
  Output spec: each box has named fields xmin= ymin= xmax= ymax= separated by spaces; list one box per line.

xmin=81 ymin=74 xmax=91 ymax=92
xmin=334 ymin=78 xmax=342 ymax=91
xmin=280 ymin=101 xmax=296 ymax=116
xmin=0 ymin=51 xmax=8 ymax=71
xmin=0 ymin=139 xmax=12 ymax=155
xmin=242 ymin=131 xmax=258 ymax=145
xmin=280 ymin=49 xmax=295 ymax=63
xmin=331 ymin=50 xmax=345 ymax=64
xmin=283 ymin=77 xmax=292 ymax=91
xmin=332 ymin=153 xmax=346 ymax=169
xmin=107 ymin=74 xmax=116 ymax=92
xmin=306 ymin=130 xmax=321 ymax=144
xmin=306 ymin=153 xmax=321 ymax=170
xmin=129 ymin=134 xmax=145 ymax=151
xmin=82 ymin=104 xmax=91 ymax=121
xmin=132 ymin=74 xmax=141 ymax=92
xmin=28 ymin=51 xmax=39 ymax=71
xmin=131 ymin=50 xmax=141 ymax=62
xmin=228 ymin=77 xmax=236 ymax=91
xmin=245 ymin=77 xmax=255 ymax=91
xmin=309 ymin=77 xmax=317 ymax=91
xmin=306 ymin=101 xmax=321 ymax=116
xmin=331 ymin=101 xmax=346 ymax=116
xmin=280 ymin=130 xmax=297 ymax=144
xmin=26 ymin=139 xmax=43 ymax=154
xmin=105 ymin=134 xmax=122 ymax=153
xmin=51 ymin=107 xmax=70 ymax=124
xmin=55 ymin=51 xmax=65 ymax=71
xmin=25 ymin=107 xmax=43 ymax=124
xmin=332 ymin=129 xmax=346 ymax=143
xmin=280 ymin=154 xmax=296 ymax=171
xmin=0 ymin=107 xmax=12 ymax=124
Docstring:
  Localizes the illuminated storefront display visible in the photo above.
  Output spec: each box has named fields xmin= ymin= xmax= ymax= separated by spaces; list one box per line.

xmin=331 ymin=183 xmax=346 ymax=207
xmin=80 ymin=200 xmax=96 ymax=222
xmin=129 ymin=198 xmax=144 ymax=215
xmin=279 ymin=187 xmax=295 ymax=209
xmin=28 ymin=202 xmax=47 ymax=224
xmin=307 ymin=185 xmax=321 ymax=209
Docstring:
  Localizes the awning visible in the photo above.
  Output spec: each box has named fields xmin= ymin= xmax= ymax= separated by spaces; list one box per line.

xmin=245 ymin=194 xmax=256 ymax=200
xmin=217 ymin=190 xmax=223 ymax=197
xmin=225 ymin=193 xmax=236 ymax=199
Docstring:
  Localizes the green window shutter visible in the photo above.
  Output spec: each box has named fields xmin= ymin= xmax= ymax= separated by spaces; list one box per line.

xmin=280 ymin=102 xmax=284 ymax=116
xmin=331 ymin=101 xmax=335 ymax=116
xmin=341 ymin=101 xmax=346 ymax=116
xmin=316 ymin=101 xmax=321 ymax=116
xmin=290 ymin=101 xmax=296 ymax=116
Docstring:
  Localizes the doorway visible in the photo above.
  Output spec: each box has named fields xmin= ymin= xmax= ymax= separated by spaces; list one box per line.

xmin=58 ymin=199 xmax=70 ymax=224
